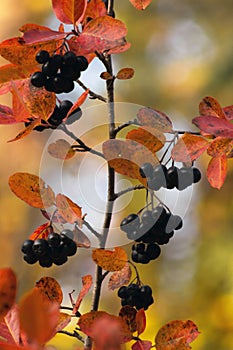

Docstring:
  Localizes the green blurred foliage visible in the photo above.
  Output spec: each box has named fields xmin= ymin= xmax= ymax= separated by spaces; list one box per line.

xmin=0 ymin=1 xmax=233 ymax=350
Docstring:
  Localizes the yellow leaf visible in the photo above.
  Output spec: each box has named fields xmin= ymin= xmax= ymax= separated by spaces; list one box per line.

xmin=92 ymin=247 xmax=128 ymax=272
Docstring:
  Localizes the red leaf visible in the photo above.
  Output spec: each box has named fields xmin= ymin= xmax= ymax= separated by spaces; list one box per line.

xmin=108 ymin=41 xmax=131 ymax=55
xmin=82 ymin=0 xmax=107 ymax=24
xmin=199 ymin=96 xmax=226 ymax=119
xmin=71 ymin=16 xmax=127 ymax=55
xmin=0 ymin=104 xmax=17 ymax=124
xmin=22 ymin=28 xmax=66 ymax=45
xmin=0 ymin=269 xmax=17 ymax=321
xmin=73 ymin=275 xmax=93 ymax=314
xmin=207 ymin=137 xmax=233 ymax=157
xmin=129 ymin=0 xmax=152 ymax=10
xmin=19 ymin=289 xmax=60 ymax=345
xmin=0 ymin=64 xmax=36 ymax=85
xmin=119 ymin=306 xmax=137 ymax=333
xmin=29 ymin=223 xmax=53 ymax=240
xmin=137 ymin=107 xmax=173 ymax=133
xmin=155 ymin=320 xmax=200 ymax=350
xmin=132 ymin=340 xmax=152 ymax=350
xmin=52 ymin=0 xmax=87 ymax=24
xmin=207 ymin=155 xmax=227 ymax=189
xmin=192 ymin=115 xmax=233 ymax=138
xmin=223 ymin=105 xmax=233 ymax=120
xmin=66 ymin=90 xmax=89 ymax=119
xmin=0 ymin=305 xmax=20 ymax=345
xmin=171 ymin=133 xmax=209 ymax=163
xmin=136 ymin=309 xmax=146 ymax=335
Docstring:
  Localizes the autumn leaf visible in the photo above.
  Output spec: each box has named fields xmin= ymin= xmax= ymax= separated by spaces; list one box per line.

xmin=136 ymin=309 xmax=146 ymax=336
xmin=73 ymin=275 xmax=93 ymax=314
xmin=35 ymin=277 xmax=63 ymax=304
xmin=0 ymin=344 xmax=32 ymax=350
xmin=207 ymin=137 xmax=233 ymax=157
xmin=56 ymin=194 xmax=82 ymax=224
xmin=0 ymin=268 xmax=17 ymax=321
xmin=119 ymin=306 xmax=137 ymax=333
xmin=21 ymin=27 xmax=66 ymax=45
xmin=171 ymin=133 xmax=209 ymax=163
xmin=192 ymin=115 xmax=233 ymax=138
xmin=0 ymin=104 xmax=17 ymax=124
xmin=223 ymin=104 xmax=233 ymax=120
xmin=70 ymin=16 xmax=127 ymax=55
xmin=108 ymin=263 xmax=132 ymax=291
xmin=48 ymin=139 xmax=75 ymax=160
xmin=207 ymin=155 xmax=227 ymax=190
xmin=29 ymin=223 xmax=53 ymax=240
xmin=0 ymin=64 xmax=36 ymax=86
xmin=78 ymin=311 xmax=132 ymax=346
xmin=0 ymin=305 xmax=20 ymax=345
xmin=129 ymin=0 xmax=152 ymax=10
xmin=92 ymin=247 xmax=128 ymax=271
xmin=100 ymin=71 xmax=113 ymax=80
xmin=19 ymin=288 xmax=60 ymax=345
xmin=137 ymin=107 xmax=173 ymax=133
xmin=132 ymin=340 xmax=152 ymax=350
xmin=126 ymin=127 xmax=165 ymax=153
xmin=82 ymin=0 xmax=107 ymax=24
xmin=155 ymin=320 xmax=200 ymax=350
xmin=116 ymin=68 xmax=135 ymax=80
xmin=199 ymin=96 xmax=227 ymax=119
xmin=74 ymin=225 xmax=91 ymax=248
xmin=8 ymin=173 xmax=55 ymax=209
xmin=66 ymin=90 xmax=89 ymax=119
xmin=56 ymin=312 xmax=71 ymax=332
xmin=52 ymin=0 xmax=87 ymax=24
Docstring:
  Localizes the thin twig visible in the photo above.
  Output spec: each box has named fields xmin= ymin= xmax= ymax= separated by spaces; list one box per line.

xmin=173 ymin=130 xmax=201 ymax=135
xmin=113 ymin=119 xmax=138 ymax=135
xmin=58 ymin=330 xmax=85 ymax=343
xmin=83 ymin=220 xmax=101 ymax=238
xmin=115 ymin=184 xmax=145 ymax=199
xmin=77 ymin=80 xmax=107 ymax=103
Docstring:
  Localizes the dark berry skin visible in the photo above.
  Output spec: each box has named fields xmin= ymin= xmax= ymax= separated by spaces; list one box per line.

xmin=76 ymin=56 xmax=89 ymax=71
xmin=120 ymin=214 xmax=140 ymax=233
xmin=139 ymin=162 xmax=153 ymax=178
xmin=32 ymin=239 xmax=50 ymax=257
xmin=140 ymin=285 xmax=152 ymax=296
xmin=117 ymin=286 xmax=128 ymax=299
xmin=66 ymin=107 xmax=82 ymax=125
xmin=47 ymin=232 xmax=61 ymax=248
xmin=63 ymin=240 xmax=77 ymax=257
xmin=193 ymin=167 xmax=202 ymax=183
xmin=30 ymin=71 xmax=46 ymax=88
xmin=39 ymin=256 xmax=53 ymax=268
xmin=166 ymin=166 xmax=179 ymax=189
xmin=35 ymin=50 xmax=50 ymax=64
xmin=21 ymin=240 xmax=34 ymax=254
xmin=42 ymin=60 xmax=59 ymax=77
xmin=63 ymin=51 xmax=77 ymax=66
xmin=145 ymin=243 xmax=161 ymax=260
xmin=23 ymin=254 xmax=38 ymax=264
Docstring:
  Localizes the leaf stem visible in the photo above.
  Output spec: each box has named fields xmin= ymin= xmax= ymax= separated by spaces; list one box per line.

xmin=58 ymin=330 xmax=85 ymax=343
xmin=83 ymin=220 xmax=101 ymax=238
xmin=115 ymin=184 xmax=145 ymax=199
xmin=77 ymin=80 xmax=107 ymax=102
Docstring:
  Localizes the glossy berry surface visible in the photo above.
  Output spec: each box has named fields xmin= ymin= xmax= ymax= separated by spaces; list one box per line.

xmin=118 ymin=283 xmax=154 ymax=310
xmin=36 ymin=50 xmax=50 ymax=64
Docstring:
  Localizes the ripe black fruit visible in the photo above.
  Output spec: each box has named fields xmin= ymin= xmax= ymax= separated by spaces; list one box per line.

xmin=30 ymin=71 xmax=46 ymax=88
xmin=32 ymin=239 xmax=50 ymax=257
xmin=36 ymin=50 xmax=50 ymax=64
xmin=139 ymin=162 xmax=153 ymax=178
xmin=21 ymin=239 xmax=34 ymax=254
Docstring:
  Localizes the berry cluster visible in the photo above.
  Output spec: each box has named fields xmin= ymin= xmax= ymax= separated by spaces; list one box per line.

xmin=25 ymin=100 xmax=82 ymax=131
xmin=30 ymin=50 xmax=88 ymax=94
xmin=139 ymin=163 xmax=201 ymax=191
xmin=21 ymin=230 xmax=77 ymax=268
xmin=118 ymin=284 xmax=154 ymax=310
xmin=120 ymin=206 xmax=183 ymax=263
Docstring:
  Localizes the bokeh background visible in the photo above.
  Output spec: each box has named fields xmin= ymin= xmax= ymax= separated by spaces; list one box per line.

xmin=0 ymin=1 xmax=233 ymax=349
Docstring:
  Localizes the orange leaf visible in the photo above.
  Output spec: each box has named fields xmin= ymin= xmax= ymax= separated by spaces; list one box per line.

xmin=126 ymin=127 xmax=165 ymax=153
xmin=0 ymin=305 xmax=20 ymax=345
xmin=116 ymin=68 xmax=134 ymax=80
xmin=207 ymin=137 xmax=233 ymax=157
xmin=19 ymin=289 xmax=60 ymax=345
xmin=52 ymin=0 xmax=87 ymax=24
xmin=155 ymin=319 xmax=200 ymax=350
xmin=171 ymin=133 xmax=209 ymax=163
xmin=0 ymin=64 xmax=36 ymax=85
xmin=35 ymin=277 xmax=63 ymax=304
xmin=108 ymin=263 xmax=132 ymax=291
xmin=29 ymin=223 xmax=53 ymax=240
xmin=92 ymin=247 xmax=128 ymax=272
xmin=137 ymin=107 xmax=173 ymax=133
xmin=48 ymin=139 xmax=75 ymax=160
xmin=132 ymin=340 xmax=152 ymax=350
xmin=56 ymin=312 xmax=71 ymax=332
xmin=7 ymin=119 xmax=40 ymax=142
xmin=56 ymin=194 xmax=82 ymax=224
xmin=129 ymin=0 xmax=152 ymax=10
xmin=0 ymin=344 xmax=32 ymax=350
xmin=100 ymin=71 xmax=113 ymax=80
xmin=102 ymin=139 xmax=158 ymax=181
xmin=82 ymin=0 xmax=107 ymax=25
xmin=207 ymin=155 xmax=227 ymax=189
xmin=73 ymin=275 xmax=93 ymax=314
xmin=72 ymin=16 xmax=127 ymax=55
xmin=199 ymin=96 xmax=226 ymax=119
xmin=8 ymin=173 xmax=55 ymax=209
xmin=66 ymin=90 xmax=89 ymax=119
xmin=78 ymin=311 xmax=132 ymax=345
xmin=0 ymin=268 xmax=17 ymax=321
xmin=136 ymin=309 xmax=146 ymax=336
xmin=119 ymin=306 xmax=137 ymax=333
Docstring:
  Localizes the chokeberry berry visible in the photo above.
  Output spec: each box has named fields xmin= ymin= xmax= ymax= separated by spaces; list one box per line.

xmin=30 ymin=71 xmax=46 ymax=88
xmin=21 ymin=239 xmax=34 ymax=254
xmin=139 ymin=162 xmax=153 ymax=178
xmin=193 ymin=167 xmax=202 ymax=183
xmin=35 ymin=50 xmax=50 ymax=64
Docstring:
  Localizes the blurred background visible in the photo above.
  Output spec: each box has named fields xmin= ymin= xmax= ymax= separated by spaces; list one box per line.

xmin=0 ymin=1 xmax=233 ymax=349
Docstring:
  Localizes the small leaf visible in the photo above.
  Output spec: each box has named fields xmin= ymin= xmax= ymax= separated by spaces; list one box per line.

xmin=74 ymin=225 xmax=91 ymax=248
xmin=21 ymin=28 xmax=66 ymax=45
xmin=100 ymin=72 xmax=113 ymax=80
xmin=223 ymin=105 xmax=233 ymax=120
xmin=207 ymin=137 xmax=233 ymax=157
xmin=73 ymin=275 xmax=93 ymax=314
xmin=0 ymin=268 xmax=17 ymax=321
xmin=35 ymin=277 xmax=63 ymax=304
xmin=119 ymin=306 xmax=137 ymax=333
xmin=0 ymin=63 xmax=36 ymax=86
xmin=19 ymin=289 xmax=60 ymax=345
xmin=29 ymin=223 xmax=53 ymax=241
xmin=83 ymin=0 xmax=107 ymax=24
xmin=56 ymin=194 xmax=82 ymax=224
xmin=92 ymin=247 xmax=128 ymax=272
xmin=129 ymin=0 xmax=152 ymax=10
xmin=199 ymin=96 xmax=226 ymax=119
xmin=108 ymin=263 xmax=132 ymax=291
xmin=136 ymin=309 xmax=146 ymax=335
xmin=132 ymin=340 xmax=152 ymax=350
xmin=192 ymin=115 xmax=233 ymax=138
xmin=48 ymin=139 xmax=75 ymax=160
xmin=52 ymin=0 xmax=87 ymax=24
xmin=171 ymin=133 xmax=209 ymax=163
xmin=0 ymin=305 xmax=20 ymax=345
xmin=8 ymin=173 xmax=55 ymax=209
xmin=56 ymin=312 xmax=71 ymax=332
xmin=207 ymin=155 xmax=227 ymax=189
xmin=116 ymin=68 xmax=134 ymax=80
xmin=126 ymin=127 xmax=165 ymax=153
xmin=0 ymin=104 xmax=16 ymax=124
xmin=155 ymin=319 xmax=200 ymax=350
xmin=137 ymin=107 xmax=173 ymax=133
xmin=66 ymin=90 xmax=89 ymax=119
